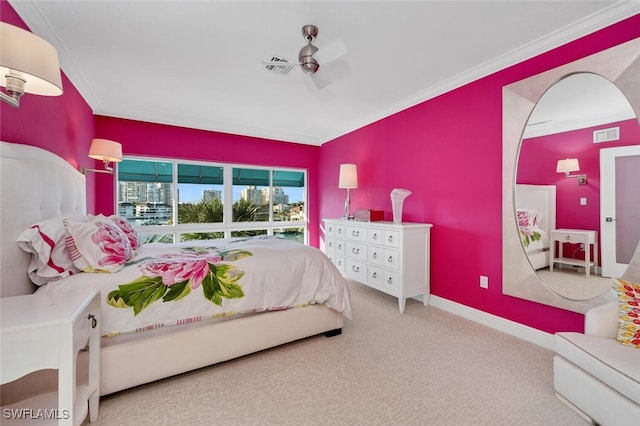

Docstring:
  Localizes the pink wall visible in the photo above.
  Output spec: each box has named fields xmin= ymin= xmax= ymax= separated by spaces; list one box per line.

xmin=0 ymin=0 xmax=96 ymax=210
xmin=3 ymin=0 xmax=639 ymax=334
xmin=93 ymin=117 xmax=321 ymax=245
xmin=319 ymin=15 xmax=640 ymax=334
xmin=518 ymin=119 xmax=640 ymax=263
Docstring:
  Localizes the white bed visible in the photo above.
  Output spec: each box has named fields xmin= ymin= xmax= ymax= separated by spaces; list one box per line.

xmin=514 ymin=184 xmax=556 ymax=270
xmin=0 ymin=141 xmax=349 ymax=401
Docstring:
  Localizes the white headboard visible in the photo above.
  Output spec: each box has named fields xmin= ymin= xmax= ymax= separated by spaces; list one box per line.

xmin=515 ymin=184 xmax=556 ymax=236
xmin=0 ymin=141 xmax=86 ymax=297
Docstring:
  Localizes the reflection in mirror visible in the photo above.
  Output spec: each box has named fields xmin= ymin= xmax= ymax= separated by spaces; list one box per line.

xmin=515 ymin=73 xmax=638 ymax=301
xmin=502 ymin=37 xmax=640 ymax=314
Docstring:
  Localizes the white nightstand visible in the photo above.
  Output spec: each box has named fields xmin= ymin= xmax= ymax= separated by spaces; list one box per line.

xmin=1 ymin=288 xmax=101 ymax=425
xmin=550 ymin=229 xmax=598 ymax=277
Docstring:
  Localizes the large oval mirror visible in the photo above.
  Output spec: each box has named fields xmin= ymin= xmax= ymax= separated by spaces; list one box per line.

xmin=502 ymin=38 xmax=640 ymax=314
xmin=515 ymin=72 xmax=638 ymax=301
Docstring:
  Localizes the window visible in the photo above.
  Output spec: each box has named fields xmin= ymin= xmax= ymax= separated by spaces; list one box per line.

xmin=117 ymin=158 xmax=307 ymax=244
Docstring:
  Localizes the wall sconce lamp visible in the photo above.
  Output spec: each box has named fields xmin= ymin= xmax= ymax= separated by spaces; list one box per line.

xmin=556 ymin=158 xmax=587 ymax=185
xmin=81 ymin=139 xmax=123 ymax=174
xmin=0 ymin=22 xmax=63 ymax=108
xmin=338 ymin=163 xmax=358 ymax=220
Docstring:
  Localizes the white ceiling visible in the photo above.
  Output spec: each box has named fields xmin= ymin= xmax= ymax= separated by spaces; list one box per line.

xmin=9 ymin=1 xmax=640 ymax=145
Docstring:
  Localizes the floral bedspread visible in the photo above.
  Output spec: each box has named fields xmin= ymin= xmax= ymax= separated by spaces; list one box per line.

xmin=519 ymin=226 xmax=549 ymax=253
xmin=36 ymin=236 xmax=351 ymax=336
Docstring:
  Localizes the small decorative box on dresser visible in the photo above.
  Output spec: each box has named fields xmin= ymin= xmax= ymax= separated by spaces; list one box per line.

xmin=323 ymin=219 xmax=432 ymax=313
xmin=1 ymin=287 xmax=101 ymax=425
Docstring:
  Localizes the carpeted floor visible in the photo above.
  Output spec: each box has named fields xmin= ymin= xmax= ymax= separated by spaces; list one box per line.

xmin=86 ymin=280 xmax=586 ymax=425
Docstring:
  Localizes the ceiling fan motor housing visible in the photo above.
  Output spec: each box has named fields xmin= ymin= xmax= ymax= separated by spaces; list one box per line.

xmin=299 ymin=43 xmax=319 ymax=74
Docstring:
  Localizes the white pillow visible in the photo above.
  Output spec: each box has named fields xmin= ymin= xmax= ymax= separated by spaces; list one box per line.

xmin=17 ymin=217 xmax=83 ymax=285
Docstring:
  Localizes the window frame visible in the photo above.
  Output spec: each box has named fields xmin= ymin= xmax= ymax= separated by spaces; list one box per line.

xmin=116 ymin=156 xmax=308 ymax=244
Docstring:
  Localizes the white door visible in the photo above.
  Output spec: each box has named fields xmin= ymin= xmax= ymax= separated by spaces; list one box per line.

xmin=600 ymin=145 xmax=640 ymax=277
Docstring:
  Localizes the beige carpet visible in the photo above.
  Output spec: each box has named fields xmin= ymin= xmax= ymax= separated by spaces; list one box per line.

xmin=86 ymin=281 xmax=586 ymax=425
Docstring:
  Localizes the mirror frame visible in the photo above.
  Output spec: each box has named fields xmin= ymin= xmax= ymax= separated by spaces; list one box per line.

xmin=502 ymin=37 xmax=640 ymax=314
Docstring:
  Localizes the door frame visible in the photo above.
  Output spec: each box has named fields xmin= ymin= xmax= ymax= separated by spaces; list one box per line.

xmin=600 ymin=144 xmax=640 ymax=277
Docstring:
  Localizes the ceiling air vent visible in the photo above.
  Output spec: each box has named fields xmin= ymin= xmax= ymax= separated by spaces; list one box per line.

xmin=593 ymin=126 xmax=620 ymax=143
xmin=263 ymin=56 xmax=295 ymax=76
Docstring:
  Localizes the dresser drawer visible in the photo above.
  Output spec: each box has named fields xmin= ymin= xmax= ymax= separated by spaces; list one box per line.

xmin=346 ymin=241 xmax=368 ymax=261
xmin=346 ymin=224 xmax=368 ymax=242
xmin=346 ymin=259 xmax=368 ymax=282
xmin=554 ymin=231 xmax=588 ymax=244
xmin=383 ymin=248 xmax=399 ymax=270
xmin=332 ymin=256 xmax=345 ymax=273
xmin=368 ymin=265 xmax=383 ymax=286
xmin=382 ymin=271 xmax=399 ymax=292
xmin=368 ymin=245 xmax=384 ymax=265
xmin=368 ymin=228 xmax=384 ymax=245
xmin=325 ymin=237 xmax=336 ymax=254
xmin=384 ymin=230 xmax=400 ymax=248
xmin=325 ymin=222 xmax=336 ymax=237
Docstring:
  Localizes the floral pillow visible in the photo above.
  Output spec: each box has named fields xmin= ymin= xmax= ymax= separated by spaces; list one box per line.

xmin=16 ymin=217 xmax=83 ymax=285
xmin=614 ymin=278 xmax=640 ymax=349
xmin=65 ymin=217 xmax=132 ymax=273
xmin=89 ymin=214 xmax=140 ymax=251
xmin=516 ymin=209 xmax=542 ymax=228
xmin=109 ymin=215 xmax=140 ymax=251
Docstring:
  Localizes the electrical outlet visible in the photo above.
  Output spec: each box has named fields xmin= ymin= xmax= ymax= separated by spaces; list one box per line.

xmin=480 ymin=275 xmax=489 ymax=289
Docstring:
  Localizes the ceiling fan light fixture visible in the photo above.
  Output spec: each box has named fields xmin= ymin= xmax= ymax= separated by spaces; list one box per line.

xmin=300 ymin=58 xmax=319 ymax=74
xmin=298 ymin=43 xmax=320 ymax=74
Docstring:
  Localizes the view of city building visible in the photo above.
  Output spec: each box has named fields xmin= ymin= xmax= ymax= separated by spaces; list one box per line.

xmin=118 ymin=181 xmax=302 ymax=224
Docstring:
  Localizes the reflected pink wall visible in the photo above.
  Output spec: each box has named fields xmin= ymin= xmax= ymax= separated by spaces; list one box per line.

xmin=517 ymin=119 xmax=640 ymax=263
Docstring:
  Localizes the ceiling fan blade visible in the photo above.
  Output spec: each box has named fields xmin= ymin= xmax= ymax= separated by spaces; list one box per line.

xmin=261 ymin=60 xmax=299 ymax=66
xmin=310 ymin=72 xmax=332 ymax=90
xmin=314 ymin=39 xmax=347 ymax=65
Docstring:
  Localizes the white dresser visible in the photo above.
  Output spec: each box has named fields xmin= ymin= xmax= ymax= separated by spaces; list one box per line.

xmin=323 ymin=219 xmax=432 ymax=313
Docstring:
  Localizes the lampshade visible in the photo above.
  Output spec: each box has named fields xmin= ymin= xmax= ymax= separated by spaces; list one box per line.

xmin=88 ymin=139 xmax=123 ymax=163
xmin=338 ymin=164 xmax=358 ymax=189
xmin=556 ymin=158 xmax=580 ymax=174
xmin=0 ymin=22 xmax=63 ymax=96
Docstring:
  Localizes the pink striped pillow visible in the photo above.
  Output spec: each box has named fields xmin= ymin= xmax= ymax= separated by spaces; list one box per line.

xmin=17 ymin=217 xmax=83 ymax=285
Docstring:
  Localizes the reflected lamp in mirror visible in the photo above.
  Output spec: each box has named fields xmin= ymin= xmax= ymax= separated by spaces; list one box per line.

xmin=338 ymin=163 xmax=358 ymax=220
xmin=0 ymin=22 xmax=63 ymax=108
xmin=556 ymin=158 xmax=587 ymax=185
xmin=81 ymin=139 xmax=123 ymax=174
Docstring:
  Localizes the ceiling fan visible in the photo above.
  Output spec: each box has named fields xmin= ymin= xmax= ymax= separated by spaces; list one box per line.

xmin=261 ymin=24 xmax=347 ymax=89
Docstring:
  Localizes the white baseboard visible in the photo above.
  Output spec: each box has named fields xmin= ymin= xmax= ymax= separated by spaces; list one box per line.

xmin=429 ymin=295 xmax=555 ymax=350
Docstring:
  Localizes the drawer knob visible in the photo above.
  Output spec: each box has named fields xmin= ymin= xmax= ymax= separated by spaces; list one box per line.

xmin=387 ymin=256 xmax=393 ymax=263
xmin=372 ymin=233 xmax=378 ymax=240
xmin=337 ymin=244 xmax=342 ymax=250
xmin=352 ymin=265 xmax=360 ymax=273
xmin=565 ymin=235 xmax=571 ymax=241
xmin=88 ymin=313 xmax=97 ymax=329
xmin=328 ymin=241 xmax=333 ymax=248
xmin=387 ymin=277 xmax=393 ymax=284
xmin=352 ymin=247 xmax=360 ymax=254
xmin=352 ymin=230 xmax=360 ymax=237
xmin=372 ymin=253 xmax=377 ymax=259
xmin=388 ymin=235 xmax=393 ymax=243
xmin=372 ymin=272 xmax=378 ymax=278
